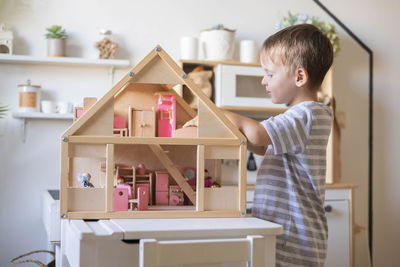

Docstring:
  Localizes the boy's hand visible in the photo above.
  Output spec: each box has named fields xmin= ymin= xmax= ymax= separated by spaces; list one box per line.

xmin=183 ymin=116 xmax=198 ymax=128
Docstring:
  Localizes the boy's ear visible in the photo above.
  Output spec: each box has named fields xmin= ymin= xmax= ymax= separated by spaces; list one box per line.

xmin=295 ymin=68 xmax=309 ymax=87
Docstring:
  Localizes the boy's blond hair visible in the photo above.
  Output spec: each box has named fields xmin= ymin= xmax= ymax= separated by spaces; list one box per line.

xmin=261 ymin=24 xmax=333 ymax=90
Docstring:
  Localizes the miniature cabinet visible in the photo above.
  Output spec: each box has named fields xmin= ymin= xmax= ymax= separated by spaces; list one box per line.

xmin=60 ymin=46 xmax=248 ymax=219
xmin=128 ymin=107 xmax=156 ymax=137
xmin=155 ymin=172 xmax=169 ymax=205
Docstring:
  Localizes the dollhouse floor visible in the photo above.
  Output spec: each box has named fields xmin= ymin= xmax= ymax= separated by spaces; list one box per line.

xmin=147 ymin=205 xmax=195 ymax=211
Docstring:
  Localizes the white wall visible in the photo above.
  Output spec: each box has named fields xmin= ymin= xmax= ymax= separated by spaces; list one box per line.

xmin=0 ymin=0 xmax=398 ymax=266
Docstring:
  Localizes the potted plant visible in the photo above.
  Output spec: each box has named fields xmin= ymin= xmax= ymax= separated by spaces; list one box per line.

xmin=277 ymin=12 xmax=340 ymax=56
xmin=45 ymin=25 xmax=68 ymax=57
xmin=200 ymin=24 xmax=236 ymax=61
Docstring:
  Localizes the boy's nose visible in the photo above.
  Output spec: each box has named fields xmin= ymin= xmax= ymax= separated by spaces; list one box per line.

xmin=261 ymin=76 xmax=268 ymax=86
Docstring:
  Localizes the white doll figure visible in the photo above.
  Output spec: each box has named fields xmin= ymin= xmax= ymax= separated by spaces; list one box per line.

xmin=77 ymin=173 xmax=94 ymax=188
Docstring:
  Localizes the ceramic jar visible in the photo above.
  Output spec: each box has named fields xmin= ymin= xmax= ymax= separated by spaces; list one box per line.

xmin=18 ymin=80 xmax=41 ymax=113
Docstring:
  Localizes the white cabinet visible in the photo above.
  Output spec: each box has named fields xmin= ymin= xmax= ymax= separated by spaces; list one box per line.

xmin=325 ymin=199 xmax=350 ymax=267
xmin=324 ymin=186 xmax=355 ymax=267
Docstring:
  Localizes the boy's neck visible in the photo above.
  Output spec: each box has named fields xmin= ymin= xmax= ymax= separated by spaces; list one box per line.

xmin=288 ymin=88 xmax=318 ymax=107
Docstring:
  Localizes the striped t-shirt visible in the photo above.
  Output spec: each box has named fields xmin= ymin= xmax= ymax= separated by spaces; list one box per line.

xmin=252 ymin=101 xmax=333 ymax=267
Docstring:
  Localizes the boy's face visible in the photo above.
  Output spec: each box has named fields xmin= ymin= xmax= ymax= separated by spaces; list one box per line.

xmin=260 ymin=54 xmax=299 ymax=105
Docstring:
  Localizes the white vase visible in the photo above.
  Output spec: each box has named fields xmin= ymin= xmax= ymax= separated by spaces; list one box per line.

xmin=47 ymin=39 xmax=65 ymax=57
xmin=200 ymin=30 xmax=235 ymax=61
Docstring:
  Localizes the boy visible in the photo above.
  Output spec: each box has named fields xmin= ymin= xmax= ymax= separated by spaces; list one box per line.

xmin=184 ymin=24 xmax=333 ymax=266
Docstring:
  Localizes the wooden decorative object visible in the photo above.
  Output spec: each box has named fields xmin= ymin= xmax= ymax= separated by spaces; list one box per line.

xmin=60 ymin=45 xmax=247 ymax=219
xmin=95 ymin=37 xmax=118 ymax=59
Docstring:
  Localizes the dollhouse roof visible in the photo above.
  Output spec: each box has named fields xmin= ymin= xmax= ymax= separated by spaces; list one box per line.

xmin=62 ymin=45 xmax=245 ymax=142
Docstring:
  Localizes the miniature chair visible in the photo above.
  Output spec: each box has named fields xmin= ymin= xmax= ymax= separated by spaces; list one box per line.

xmin=139 ymin=235 xmax=265 ymax=267
xmin=114 ymin=116 xmax=128 ymax=136
xmin=113 ymin=187 xmax=129 ymax=211
xmin=73 ymin=107 xmax=84 ymax=121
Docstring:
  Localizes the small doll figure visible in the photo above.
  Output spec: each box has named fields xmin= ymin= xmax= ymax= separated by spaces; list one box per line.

xmin=77 ymin=173 xmax=94 ymax=188
xmin=204 ymin=169 xmax=213 ymax=188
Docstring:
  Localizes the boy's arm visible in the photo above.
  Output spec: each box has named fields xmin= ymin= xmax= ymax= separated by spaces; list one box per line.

xmin=220 ymin=109 xmax=271 ymax=148
xmin=247 ymin=143 xmax=267 ymax=156
xmin=183 ymin=109 xmax=272 ymax=150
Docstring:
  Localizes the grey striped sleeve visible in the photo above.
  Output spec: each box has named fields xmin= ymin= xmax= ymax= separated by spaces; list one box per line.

xmin=261 ymin=105 xmax=312 ymax=155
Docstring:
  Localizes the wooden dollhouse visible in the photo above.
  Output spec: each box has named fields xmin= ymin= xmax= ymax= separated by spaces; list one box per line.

xmin=60 ymin=45 xmax=247 ymax=219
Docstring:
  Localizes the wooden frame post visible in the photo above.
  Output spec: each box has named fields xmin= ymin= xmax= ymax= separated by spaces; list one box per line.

xmin=196 ymin=145 xmax=205 ymax=211
xmin=60 ymin=141 xmax=69 ymax=218
xmin=106 ymin=144 xmax=114 ymax=212
xmin=238 ymin=143 xmax=247 ymax=215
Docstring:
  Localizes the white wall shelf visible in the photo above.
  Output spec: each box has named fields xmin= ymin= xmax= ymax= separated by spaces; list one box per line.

xmin=0 ymin=54 xmax=131 ymax=86
xmin=0 ymin=54 xmax=130 ymax=68
xmin=12 ymin=112 xmax=73 ymax=142
xmin=13 ymin=112 xmax=74 ymax=120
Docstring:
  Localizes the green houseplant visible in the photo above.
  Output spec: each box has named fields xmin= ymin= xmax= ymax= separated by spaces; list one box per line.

xmin=45 ymin=25 xmax=68 ymax=57
xmin=0 ymin=105 xmax=8 ymax=119
xmin=277 ymin=12 xmax=340 ymax=56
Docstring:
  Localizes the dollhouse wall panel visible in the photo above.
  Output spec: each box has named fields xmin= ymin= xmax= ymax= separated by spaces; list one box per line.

xmin=204 ymin=187 xmax=238 ymax=210
xmin=68 ymin=188 xmax=105 ymax=211
xmin=131 ymin=57 xmax=183 ymax=85
xmin=198 ymin=101 xmax=234 ymax=138
xmin=204 ymin=146 xmax=240 ymax=159
xmin=75 ymin=99 xmax=114 ymax=136
xmin=69 ymin=144 xmax=106 ymax=158
xmin=205 ymin=159 xmax=222 ymax=185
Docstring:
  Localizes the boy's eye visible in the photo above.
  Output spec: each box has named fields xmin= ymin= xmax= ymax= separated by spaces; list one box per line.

xmin=265 ymin=74 xmax=273 ymax=78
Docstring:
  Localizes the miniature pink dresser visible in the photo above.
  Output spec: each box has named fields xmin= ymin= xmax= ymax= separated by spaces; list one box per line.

xmin=157 ymin=94 xmax=176 ymax=137
xmin=155 ymin=172 xmax=169 ymax=205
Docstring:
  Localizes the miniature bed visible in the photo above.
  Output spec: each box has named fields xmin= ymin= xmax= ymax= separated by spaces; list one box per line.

xmin=60 ymin=45 xmax=247 ymax=219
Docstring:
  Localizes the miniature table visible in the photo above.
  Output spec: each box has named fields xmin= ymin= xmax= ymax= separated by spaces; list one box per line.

xmin=60 ymin=217 xmax=282 ymax=267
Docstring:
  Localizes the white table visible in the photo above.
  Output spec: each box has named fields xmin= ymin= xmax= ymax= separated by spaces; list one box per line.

xmin=60 ymin=217 xmax=282 ymax=267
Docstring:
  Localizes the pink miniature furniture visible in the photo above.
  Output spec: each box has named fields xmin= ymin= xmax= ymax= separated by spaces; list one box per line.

xmin=116 ymin=183 xmax=133 ymax=199
xmin=137 ymin=187 xmax=149 ymax=211
xmin=74 ymin=107 xmax=84 ymax=121
xmin=137 ymin=163 xmax=146 ymax=175
xmin=155 ymin=172 xmax=169 ymax=205
xmin=113 ymin=116 xmax=128 ymax=136
xmin=113 ymin=188 xmax=129 ymax=211
xmin=157 ymin=94 xmax=176 ymax=137
xmin=136 ymin=183 xmax=150 ymax=204
xmin=169 ymin=185 xmax=184 ymax=206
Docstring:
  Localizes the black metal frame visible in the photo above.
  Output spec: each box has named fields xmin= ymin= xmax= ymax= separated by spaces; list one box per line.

xmin=312 ymin=0 xmax=374 ymax=261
